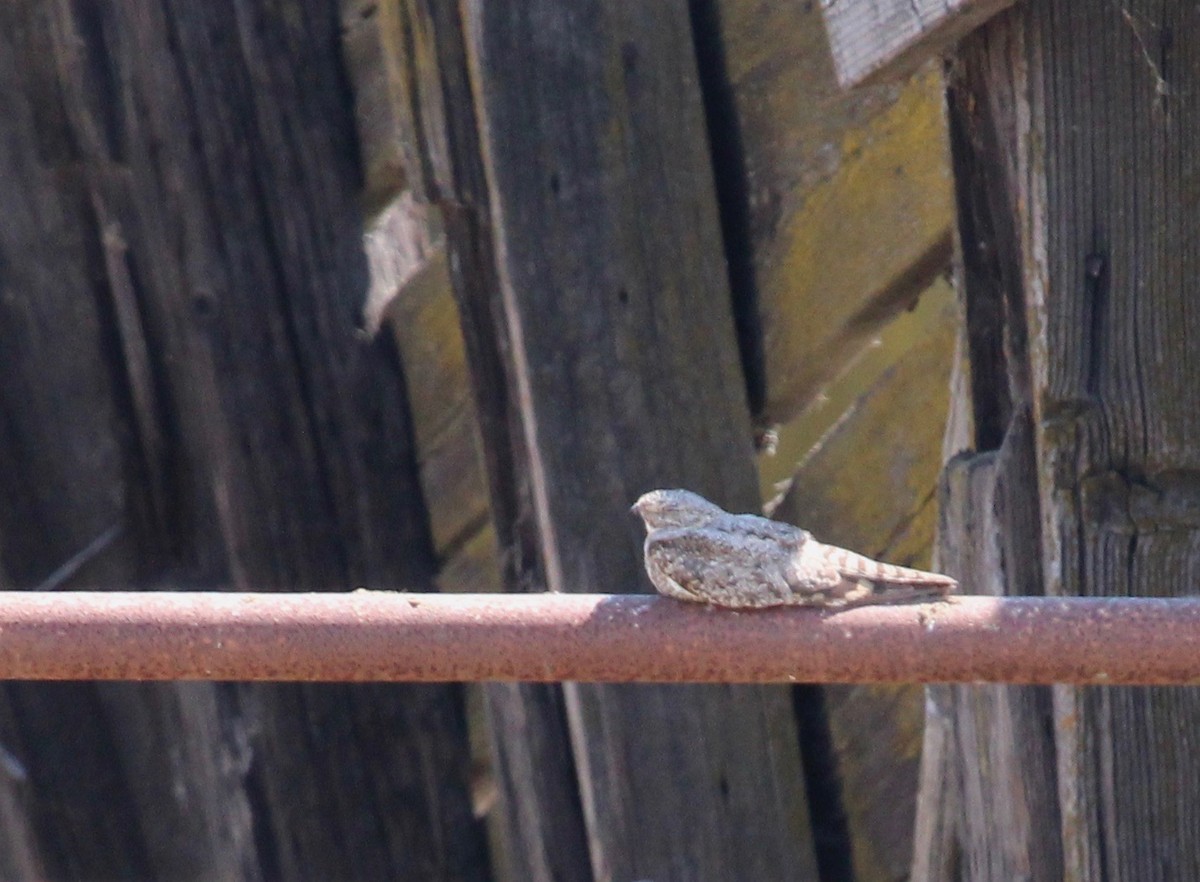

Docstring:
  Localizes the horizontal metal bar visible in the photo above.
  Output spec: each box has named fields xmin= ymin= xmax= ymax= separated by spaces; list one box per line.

xmin=0 ymin=592 xmax=1195 ymax=684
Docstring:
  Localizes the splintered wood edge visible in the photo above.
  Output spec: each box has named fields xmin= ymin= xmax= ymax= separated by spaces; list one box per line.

xmin=819 ymin=0 xmax=1018 ymax=88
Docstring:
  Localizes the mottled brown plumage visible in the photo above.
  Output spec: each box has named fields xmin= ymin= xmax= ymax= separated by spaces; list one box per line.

xmin=631 ymin=489 xmax=957 ymax=609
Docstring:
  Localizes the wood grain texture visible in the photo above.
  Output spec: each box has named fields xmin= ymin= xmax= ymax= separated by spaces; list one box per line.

xmin=913 ymin=17 xmax=1064 ymax=879
xmin=934 ymin=423 xmax=1062 ymax=881
xmin=230 ymin=0 xmax=966 ymax=874
xmin=456 ymin=3 xmax=818 ymax=878
xmin=928 ymin=3 xmax=1200 ymax=878
xmin=377 ymin=236 xmax=495 ymax=562
xmin=702 ymin=0 xmax=955 ymax=427
xmin=1024 ymin=4 xmax=1200 ymax=877
xmin=397 ymin=3 xmax=593 ymax=879
xmin=0 ymin=2 xmax=488 ymax=878
xmin=820 ymin=0 xmax=1017 ymax=87
xmin=683 ymin=4 xmax=960 ymax=872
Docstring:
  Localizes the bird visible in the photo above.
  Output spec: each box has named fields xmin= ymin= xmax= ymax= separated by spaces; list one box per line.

xmin=631 ymin=489 xmax=958 ymax=609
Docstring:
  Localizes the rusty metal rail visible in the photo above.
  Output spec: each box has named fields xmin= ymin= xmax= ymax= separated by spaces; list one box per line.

xmin=0 ymin=591 xmax=1195 ymax=684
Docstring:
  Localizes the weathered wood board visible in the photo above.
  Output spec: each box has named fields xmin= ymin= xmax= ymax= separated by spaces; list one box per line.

xmin=389 ymin=4 xmax=603 ymax=879
xmin=454 ymin=4 xmax=819 ymax=879
xmin=819 ymin=0 xmax=1018 ymax=87
xmin=341 ymin=0 xmax=419 ymax=213
xmin=0 ymin=3 xmax=489 ymax=878
xmin=933 ymin=429 xmax=1062 ymax=881
xmin=924 ymin=3 xmax=1200 ymax=878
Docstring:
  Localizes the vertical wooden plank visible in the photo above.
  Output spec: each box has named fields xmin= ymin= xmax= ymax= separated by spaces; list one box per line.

xmin=935 ymin=420 xmax=1062 ymax=881
xmin=930 ymin=2 xmax=1200 ymax=878
xmin=1019 ymin=3 xmax=1200 ymax=878
xmin=0 ymin=2 xmax=490 ymax=878
xmin=398 ymin=4 xmax=594 ymax=879
xmin=916 ymin=12 xmax=1065 ymax=880
xmin=459 ymin=4 xmax=817 ymax=880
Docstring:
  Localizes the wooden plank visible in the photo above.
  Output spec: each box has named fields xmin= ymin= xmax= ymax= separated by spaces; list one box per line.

xmin=436 ymin=522 xmax=503 ymax=595
xmin=356 ymin=151 xmax=497 ymax=570
xmin=913 ymin=18 xmax=1065 ymax=879
xmin=935 ymin=421 xmax=1062 ymax=881
xmin=399 ymin=3 xmax=595 ymax=879
xmin=0 ymin=3 xmax=489 ymax=878
xmin=909 ymin=681 xmax=961 ymax=882
xmin=927 ymin=3 xmax=1200 ymax=877
xmin=1022 ymin=3 xmax=1200 ymax=875
xmin=756 ymin=68 xmax=953 ymax=427
xmin=819 ymin=0 xmax=1017 ymax=88
xmin=910 ymin=316 xmax=974 ymax=882
xmin=453 ymin=3 xmax=819 ymax=879
xmin=767 ymin=280 xmax=956 ymax=549
xmin=362 ymin=193 xmax=445 ymax=333
xmin=621 ymin=10 xmax=959 ymax=868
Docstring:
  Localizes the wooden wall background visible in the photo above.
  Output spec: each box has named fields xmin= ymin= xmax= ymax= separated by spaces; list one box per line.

xmin=349 ymin=1 xmax=955 ymax=880
xmin=0 ymin=1 xmax=954 ymax=879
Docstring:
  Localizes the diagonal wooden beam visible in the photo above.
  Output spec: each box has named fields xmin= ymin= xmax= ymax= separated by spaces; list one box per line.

xmin=819 ymin=0 xmax=1018 ymax=87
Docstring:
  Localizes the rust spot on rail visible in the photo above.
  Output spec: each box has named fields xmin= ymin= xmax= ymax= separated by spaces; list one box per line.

xmin=0 ymin=592 xmax=1195 ymax=684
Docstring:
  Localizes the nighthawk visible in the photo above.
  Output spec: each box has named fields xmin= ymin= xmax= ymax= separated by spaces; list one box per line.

xmin=631 ymin=489 xmax=958 ymax=609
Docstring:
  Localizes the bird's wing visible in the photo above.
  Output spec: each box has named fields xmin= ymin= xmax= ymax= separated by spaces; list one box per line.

xmin=644 ymin=526 xmax=797 ymax=608
xmin=706 ymin=512 xmax=805 ymax=544
xmin=788 ymin=539 xmax=958 ymax=606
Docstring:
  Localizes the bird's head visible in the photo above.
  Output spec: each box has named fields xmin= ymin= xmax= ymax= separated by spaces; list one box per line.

xmin=630 ymin=489 xmax=727 ymax=532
